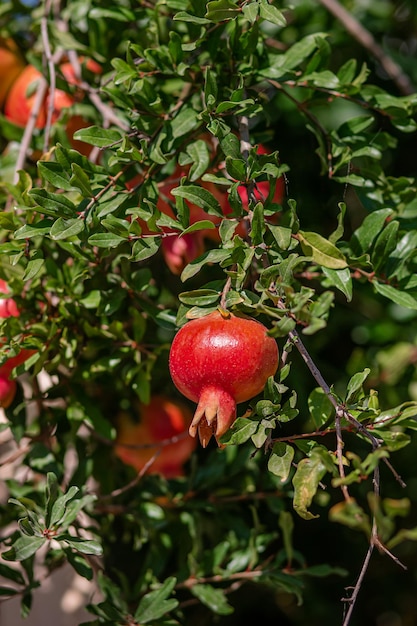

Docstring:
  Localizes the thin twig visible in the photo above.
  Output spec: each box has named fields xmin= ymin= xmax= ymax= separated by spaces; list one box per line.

xmin=318 ymin=0 xmax=415 ymax=95
xmin=40 ymin=0 xmax=55 ymax=153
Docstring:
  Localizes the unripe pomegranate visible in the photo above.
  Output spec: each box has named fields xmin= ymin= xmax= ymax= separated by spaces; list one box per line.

xmin=169 ymin=310 xmax=279 ymax=447
xmin=115 ymin=396 xmax=196 ymax=477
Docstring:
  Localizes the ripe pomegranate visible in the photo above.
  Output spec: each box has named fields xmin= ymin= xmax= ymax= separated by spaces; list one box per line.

xmin=0 ymin=38 xmax=25 ymax=109
xmin=0 ymin=279 xmax=36 ymax=372
xmin=0 ymin=279 xmax=20 ymax=318
xmin=169 ymin=310 xmax=279 ymax=447
xmin=115 ymin=396 xmax=196 ymax=477
xmin=0 ymin=371 xmax=17 ymax=408
xmin=4 ymin=64 xmax=74 ymax=128
xmin=4 ymin=58 xmax=100 ymax=156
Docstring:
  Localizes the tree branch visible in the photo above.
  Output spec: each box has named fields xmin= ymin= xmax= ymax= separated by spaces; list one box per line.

xmin=318 ymin=0 xmax=415 ymax=95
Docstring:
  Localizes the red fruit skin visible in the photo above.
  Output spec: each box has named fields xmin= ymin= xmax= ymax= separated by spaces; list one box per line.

xmin=0 ymin=279 xmax=36 ymax=373
xmin=0 ymin=39 xmax=25 ymax=109
xmin=0 ymin=373 xmax=17 ymax=408
xmin=169 ymin=311 xmax=279 ymax=446
xmin=5 ymin=65 xmax=74 ymax=128
xmin=115 ymin=396 xmax=196 ymax=477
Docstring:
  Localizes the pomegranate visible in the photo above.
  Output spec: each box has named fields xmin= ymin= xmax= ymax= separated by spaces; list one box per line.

xmin=0 ymin=372 xmax=17 ymax=408
xmin=169 ymin=310 xmax=279 ymax=447
xmin=4 ymin=64 xmax=74 ymax=128
xmin=0 ymin=279 xmax=20 ymax=318
xmin=0 ymin=279 xmax=36 ymax=372
xmin=115 ymin=396 xmax=196 ymax=477
xmin=0 ymin=38 xmax=25 ymax=109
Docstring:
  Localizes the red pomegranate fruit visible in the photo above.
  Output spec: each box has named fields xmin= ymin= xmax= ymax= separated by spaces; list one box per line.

xmin=115 ymin=395 xmax=196 ymax=477
xmin=0 ymin=279 xmax=36 ymax=372
xmin=169 ymin=310 xmax=279 ymax=447
xmin=0 ymin=372 xmax=17 ymax=408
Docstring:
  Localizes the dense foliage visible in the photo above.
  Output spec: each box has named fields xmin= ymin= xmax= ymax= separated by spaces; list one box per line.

xmin=1 ymin=1 xmax=417 ymax=624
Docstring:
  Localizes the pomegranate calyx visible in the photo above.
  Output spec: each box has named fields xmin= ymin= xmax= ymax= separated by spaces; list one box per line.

xmin=189 ymin=385 xmax=236 ymax=448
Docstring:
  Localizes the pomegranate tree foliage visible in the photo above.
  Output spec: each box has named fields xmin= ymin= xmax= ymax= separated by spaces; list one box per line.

xmin=1 ymin=0 xmax=417 ymax=623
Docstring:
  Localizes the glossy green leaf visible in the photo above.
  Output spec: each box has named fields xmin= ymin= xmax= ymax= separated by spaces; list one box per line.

xmin=205 ymin=0 xmax=240 ymax=22
xmin=373 ymin=281 xmax=417 ymax=310
xmin=180 ymin=248 xmax=231 ymax=282
xmin=87 ymin=232 xmax=127 ymax=248
xmin=134 ymin=577 xmax=178 ymax=623
xmin=321 ymin=266 xmax=352 ymax=301
xmin=73 ymin=126 xmax=123 ymax=148
xmin=190 ymin=584 xmax=234 ymax=615
xmin=2 ymin=535 xmax=46 ymax=562
xmin=178 ymin=289 xmax=220 ymax=306
xmin=350 ymin=208 xmax=393 ymax=254
xmin=345 ymin=368 xmax=370 ymax=404
xmin=298 ymin=230 xmax=348 ymax=269
xmin=50 ymin=218 xmax=85 ymax=240
xmin=38 ymin=161 xmax=73 ymax=191
xmin=171 ymin=184 xmax=223 ymax=215
xmin=308 ymin=388 xmax=334 ymax=428
xmin=259 ymin=0 xmax=286 ymax=26
xmin=29 ymin=189 xmax=77 ymax=218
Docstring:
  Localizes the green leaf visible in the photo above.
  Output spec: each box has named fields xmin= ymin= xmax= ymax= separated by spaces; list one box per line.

xmin=350 ymin=209 xmax=393 ymax=255
xmin=171 ymin=185 xmax=223 ymax=216
xmin=87 ymin=232 xmax=127 ymax=248
xmin=181 ymin=220 xmax=217 ymax=236
xmin=129 ymin=237 xmax=160 ymax=262
xmin=73 ymin=126 xmax=123 ymax=148
xmin=70 ymin=163 xmax=93 ymax=197
xmin=180 ymin=248 xmax=231 ymax=282
xmin=322 ymin=267 xmax=352 ymax=301
xmin=58 ymin=535 xmax=103 ymax=556
xmin=292 ymin=449 xmax=328 ymax=520
xmin=22 ymin=258 xmax=44 ymax=281
xmin=29 ymin=189 xmax=77 ymax=218
xmin=171 ymin=107 xmax=199 ymax=138
xmin=178 ymin=289 xmax=220 ymax=306
xmin=134 ymin=577 xmax=178 ymax=623
xmin=0 ymin=562 xmax=26 ymax=586
xmin=268 ymin=442 xmax=294 ymax=482
xmin=187 ymin=140 xmax=211 ymax=181
xmin=173 ymin=11 xmax=210 ymax=24
xmin=49 ymin=486 xmax=79 ymax=528
xmin=220 ymin=417 xmax=259 ymax=445
xmin=45 ymin=472 xmax=59 ymax=528
xmin=268 ymin=225 xmax=292 ymax=250
xmin=329 ymin=499 xmax=371 ymax=533
xmin=345 ymin=368 xmax=370 ymax=404
xmin=371 ymin=429 xmax=410 ymax=452
xmin=2 ymin=535 xmax=46 ymax=562
xmin=64 ymin=549 xmax=94 ymax=581
xmin=259 ymin=0 xmax=286 ymax=26
xmin=14 ymin=219 xmax=53 ymax=239
xmin=190 ymin=584 xmax=234 ymax=615
xmin=308 ymin=388 xmax=334 ymax=428
xmin=50 ymin=218 xmax=85 ymax=240
xmin=205 ymin=0 xmax=240 ymax=22
xmin=372 ymin=281 xmax=417 ymax=311
xmin=298 ymin=231 xmax=348 ymax=269
xmin=38 ymin=161 xmax=73 ymax=191
xmin=225 ymin=156 xmax=246 ymax=180
xmin=250 ymin=202 xmax=265 ymax=246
